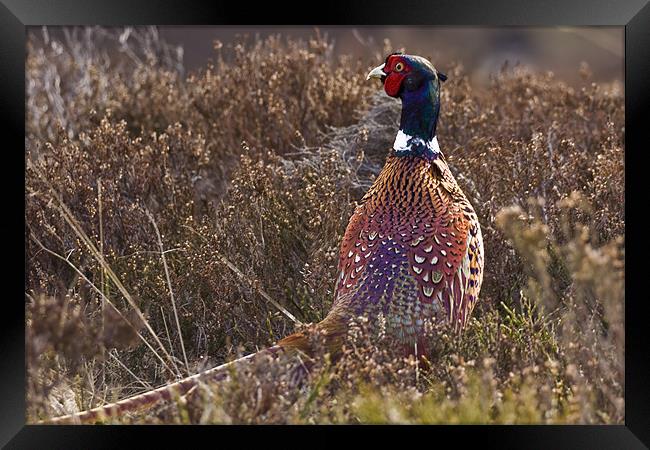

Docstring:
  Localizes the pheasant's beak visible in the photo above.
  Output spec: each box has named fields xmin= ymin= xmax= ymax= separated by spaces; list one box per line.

xmin=366 ymin=63 xmax=386 ymax=81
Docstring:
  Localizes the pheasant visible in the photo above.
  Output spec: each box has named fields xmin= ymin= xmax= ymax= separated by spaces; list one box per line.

xmin=43 ymin=53 xmax=483 ymax=424
xmin=281 ymin=53 xmax=484 ymax=355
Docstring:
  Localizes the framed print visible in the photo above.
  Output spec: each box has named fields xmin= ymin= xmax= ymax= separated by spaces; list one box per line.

xmin=3 ymin=0 xmax=649 ymax=447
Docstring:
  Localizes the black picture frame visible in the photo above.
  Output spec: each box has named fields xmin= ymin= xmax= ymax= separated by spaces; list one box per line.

xmin=3 ymin=0 xmax=649 ymax=448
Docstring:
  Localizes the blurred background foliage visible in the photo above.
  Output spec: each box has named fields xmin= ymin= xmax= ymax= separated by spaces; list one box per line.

xmin=159 ymin=26 xmax=623 ymax=87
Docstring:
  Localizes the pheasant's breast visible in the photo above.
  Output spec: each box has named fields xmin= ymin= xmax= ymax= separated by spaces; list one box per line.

xmin=332 ymin=154 xmax=483 ymax=343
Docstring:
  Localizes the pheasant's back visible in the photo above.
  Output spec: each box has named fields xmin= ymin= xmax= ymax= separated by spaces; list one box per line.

xmin=327 ymin=153 xmax=483 ymax=346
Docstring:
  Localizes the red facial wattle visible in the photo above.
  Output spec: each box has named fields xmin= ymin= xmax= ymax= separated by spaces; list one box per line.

xmin=382 ymin=56 xmax=410 ymax=97
xmin=384 ymin=72 xmax=406 ymax=97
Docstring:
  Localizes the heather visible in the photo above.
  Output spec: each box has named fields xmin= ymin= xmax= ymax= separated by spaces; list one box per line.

xmin=26 ymin=27 xmax=624 ymax=424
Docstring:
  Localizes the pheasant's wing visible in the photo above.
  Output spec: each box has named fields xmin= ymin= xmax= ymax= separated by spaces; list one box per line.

xmin=419 ymin=156 xmax=483 ymax=329
xmin=403 ymin=180 xmax=473 ymax=328
xmin=460 ymin=219 xmax=484 ymax=327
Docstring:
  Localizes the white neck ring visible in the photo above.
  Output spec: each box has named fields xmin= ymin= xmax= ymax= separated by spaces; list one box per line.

xmin=393 ymin=129 xmax=440 ymax=154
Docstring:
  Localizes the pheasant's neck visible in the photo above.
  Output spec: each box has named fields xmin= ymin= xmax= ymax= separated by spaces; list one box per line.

xmin=394 ymin=81 xmax=441 ymax=160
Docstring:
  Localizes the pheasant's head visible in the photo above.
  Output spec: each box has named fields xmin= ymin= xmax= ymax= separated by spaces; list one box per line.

xmin=367 ymin=53 xmax=447 ymax=159
xmin=366 ymin=53 xmax=446 ymax=98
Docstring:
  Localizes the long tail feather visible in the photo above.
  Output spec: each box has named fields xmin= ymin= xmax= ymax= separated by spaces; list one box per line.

xmin=41 ymin=319 xmax=344 ymax=424
xmin=39 ymin=345 xmax=283 ymax=424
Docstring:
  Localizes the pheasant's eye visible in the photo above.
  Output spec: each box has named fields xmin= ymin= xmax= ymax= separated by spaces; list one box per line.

xmin=394 ymin=62 xmax=404 ymax=72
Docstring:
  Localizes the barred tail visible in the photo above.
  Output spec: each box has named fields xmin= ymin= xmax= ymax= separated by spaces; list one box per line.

xmin=39 ymin=346 xmax=283 ymax=424
xmin=41 ymin=318 xmax=346 ymax=424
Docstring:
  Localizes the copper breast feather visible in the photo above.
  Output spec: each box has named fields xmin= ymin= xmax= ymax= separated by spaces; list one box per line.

xmin=333 ymin=153 xmax=483 ymax=340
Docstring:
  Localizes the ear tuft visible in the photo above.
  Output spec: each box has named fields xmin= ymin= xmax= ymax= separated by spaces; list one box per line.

xmin=384 ymin=51 xmax=404 ymax=65
xmin=438 ymin=71 xmax=448 ymax=82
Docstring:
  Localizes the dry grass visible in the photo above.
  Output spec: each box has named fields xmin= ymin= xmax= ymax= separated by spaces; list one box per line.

xmin=26 ymin=27 xmax=624 ymax=424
